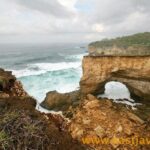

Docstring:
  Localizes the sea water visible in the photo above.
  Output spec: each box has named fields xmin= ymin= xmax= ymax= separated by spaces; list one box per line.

xmin=0 ymin=43 xmax=139 ymax=111
xmin=0 ymin=43 xmax=87 ymax=105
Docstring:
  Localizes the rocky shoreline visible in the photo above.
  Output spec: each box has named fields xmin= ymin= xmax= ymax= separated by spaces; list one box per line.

xmin=0 ymin=64 xmax=150 ymax=149
xmin=0 ymin=69 xmax=87 ymax=150
xmin=0 ymin=34 xmax=150 ymax=149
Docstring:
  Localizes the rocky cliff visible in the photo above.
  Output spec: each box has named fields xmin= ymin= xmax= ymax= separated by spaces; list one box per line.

xmin=68 ymin=94 xmax=150 ymax=150
xmin=89 ymin=32 xmax=150 ymax=56
xmin=80 ymin=56 xmax=150 ymax=101
xmin=0 ymin=69 xmax=87 ymax=150
xmin=0 ymin=68 xmax=28 ymax=98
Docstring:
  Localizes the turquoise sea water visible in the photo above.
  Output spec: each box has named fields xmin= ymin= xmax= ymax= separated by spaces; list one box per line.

xmin=0 ymin=43 xmax=87 ymax=103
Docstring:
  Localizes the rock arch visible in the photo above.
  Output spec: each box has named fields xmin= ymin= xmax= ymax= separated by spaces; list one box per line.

xmin=80 ymin=56 xmax=150 ymax=101
xmin=99 ymin=81 xmax=131 ymax=100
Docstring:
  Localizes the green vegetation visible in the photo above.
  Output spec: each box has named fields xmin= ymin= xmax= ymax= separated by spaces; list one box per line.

xmin=0 ymin=97 xmax=86 ymax=150
xmin=89 ymin=32 xmax=150 ymax=49
xmin=0 ymin=110 xmax=48 ymax=149
xmin=0 ymin=131 xmax=11 ymax=150
xmin=1 ymin=111 xmax=19 ymax=124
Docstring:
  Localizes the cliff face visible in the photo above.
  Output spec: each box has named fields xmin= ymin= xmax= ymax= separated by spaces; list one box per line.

xmin=89 ymin=32 xmax=150 ymax=56
xmin=68 ymin=94 xmax=150 ymax=150
xmin=80 ymin=56 xmax=150 ymax=100
xmin=0 ymin=69 xmax=87 ymax=150
xmin=89 ymin=45 xmax=150 ymax=56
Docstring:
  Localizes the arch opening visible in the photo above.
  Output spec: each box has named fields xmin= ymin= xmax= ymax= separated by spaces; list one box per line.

xmin=97 ymin=81 xmax=139 ymax=108
xmin=100 ymin=81 xmax=131 ymax=100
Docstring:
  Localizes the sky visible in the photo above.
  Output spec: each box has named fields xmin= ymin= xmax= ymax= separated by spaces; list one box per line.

xmin=0 ymin=0 xmax=150 ymax=44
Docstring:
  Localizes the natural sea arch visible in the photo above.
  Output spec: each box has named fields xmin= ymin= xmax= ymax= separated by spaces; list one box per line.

xmin=98 ymin=81 xmax=131 ymax=100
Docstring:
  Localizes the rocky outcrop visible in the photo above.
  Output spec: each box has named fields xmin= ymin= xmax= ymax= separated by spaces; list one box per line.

xmin=0 ymin=69 xmax=87 ymax=150
xmin=0 ymin=68 xmax=16 ymax=92
xmin=0 ymin=96 xmax=87 ymax=150
xmin=80 ymin=56 xmax=150 ymax=101
xmin=69 ymin=94 xmax=150 ymax=150
xmin=89 ymin=44 xmax=150 ymax=56
xmin=89 ymin=32 xmax=150 ymax=56
xmin=41 ymin=90 xmax=81 ymax=111
xmin=0 ymin=68 xmax=28 ymax=97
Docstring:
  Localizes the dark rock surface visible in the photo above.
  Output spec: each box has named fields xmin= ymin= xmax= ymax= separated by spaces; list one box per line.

xmin=0 ymin=68 xmax=16 ymax=92
xmin=0 ymin=69 xmax=88 ymax=150
xmin=41 ymin=90 xmax=81 ymax=111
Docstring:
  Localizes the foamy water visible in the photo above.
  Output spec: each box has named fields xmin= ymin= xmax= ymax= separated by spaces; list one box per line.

xmin=98 ymin=81 xmax=141 ymax=109
xmin=12 ymin=53 xmax=86 ymax=103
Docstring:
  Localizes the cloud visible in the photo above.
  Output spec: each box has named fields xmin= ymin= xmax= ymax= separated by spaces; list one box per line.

xmin=14 ymin=0 xmax=73 ymax=18
xmin=92 ymin=24 xmax=105 ymax=33
xmin=0 ymin=0 xmax=150 ymax=43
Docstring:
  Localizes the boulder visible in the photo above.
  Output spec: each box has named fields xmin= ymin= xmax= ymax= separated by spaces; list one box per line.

xmin=0 ymin=68 xmax=16 ymax=92
xmin=0 ymin=68 xmax=28 ymax=97
xmin=40 ymin=90 xmax=80 ymax=111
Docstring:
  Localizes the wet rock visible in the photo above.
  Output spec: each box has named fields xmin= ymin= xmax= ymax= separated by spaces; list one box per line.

xmin=41 ymin=90 xmax=80 ymax=111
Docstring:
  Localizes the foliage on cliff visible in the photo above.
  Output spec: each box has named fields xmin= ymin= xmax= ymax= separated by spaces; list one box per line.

xmin=89 ymin=32 xmax=150 ymax=49
xmin=0 ymin=97 xmax=87 ymax=150
xmin=0 ymin=68 xmax=87 ymax=150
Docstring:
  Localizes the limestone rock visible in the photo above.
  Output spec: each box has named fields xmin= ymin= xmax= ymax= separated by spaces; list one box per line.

xmin=68 ymin=97 xmax=150 ymax=150
xmin=116 ymin=125 xmax=123 ymax=133
xmin=80 ymin=56 xmax=150 ymax=101
xmin=124 ymin=127 xmax=132 ymax=136
xmin=40 ymin=90 xmax=80 ymax=111
xmin=83 ymin=99 xmax=100 ymax=109
xmin=127 ymin=112 xmax=145 ymax=124
xmin=87 ymin=94 xmax=96 ymax=101
xmin=89 ymin=32 xmax=150 ymax=56
xmin=94 ymin=125 xmax=105 ymax=137
xmin=110 ymin=136 xmax=120 ymax=149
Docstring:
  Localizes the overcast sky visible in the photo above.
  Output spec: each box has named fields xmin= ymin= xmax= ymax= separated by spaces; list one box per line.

xmin=0 ymin=0 xmax=150 ymax=43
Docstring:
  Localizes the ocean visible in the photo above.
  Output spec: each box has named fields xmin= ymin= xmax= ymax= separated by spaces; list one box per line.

xmin=0 ymin=43 xmax=87 ymax=105
xmin=0 ymin=43 xmax=139 ymax=111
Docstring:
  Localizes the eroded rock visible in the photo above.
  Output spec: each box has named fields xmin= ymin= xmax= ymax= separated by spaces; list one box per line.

xmin=0 ymin=68 xmax=16 ymax=92
xmin=68 ymin=94 xmax=150 ymax=150
xmin=80 ymin=56 xmax=150 ymax=101
xmin=41 ymin=90 xmax=80 ymax=111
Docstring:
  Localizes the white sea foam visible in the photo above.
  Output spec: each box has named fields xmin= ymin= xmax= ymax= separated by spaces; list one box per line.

xmin=65 ymin=53 xmax=88 ymax=61
xmin=98 ymin=81 xmax=141 ymax=109
xmin=12 ymin=62 xmax=81 ymax=78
